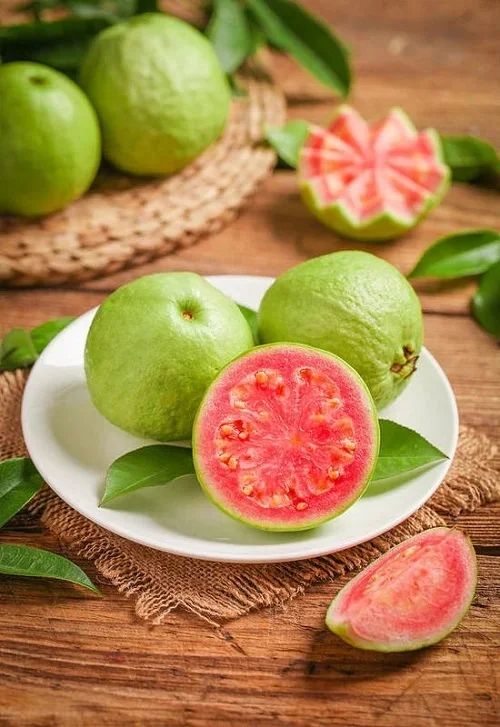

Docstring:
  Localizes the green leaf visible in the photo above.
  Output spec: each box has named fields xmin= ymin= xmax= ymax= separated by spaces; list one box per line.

xmin=0 ymin=544 xmax=99 ymax=592
xmin=0 ymin=458 xmax=43 ymax=528
xmin=372 ymin=420 xmax=448 ymax=483
xmin=207 ymin=0 xmax=253 ymax=74
xmin=0 ymin=17 xmax=114 ymax=71
xmin=0 ymin=317 xmax=74 ymax=371
xmin=31 ymin=317 xmax=75 ymax=354
xmin=408 ymin=230 xmax=500 ymax=279
xmin=265 ymin=119 xmax=309 ymax=168
xmin=101 ymin=445 xmax=195 ymax=505
xmin=471 ymin=260 xmax=500 ymax=338
xmin=246 ymin=0 xmax=350 ymax=96
xmin=238 ymin=304 xmax=259 ymax=343
xmin=0 ymin=329 xmax=38 ymax=371
xmin=440 ymin=134 xmax=499 ymax=183
xmin=134 ymin=0 xmax=158 ymax=12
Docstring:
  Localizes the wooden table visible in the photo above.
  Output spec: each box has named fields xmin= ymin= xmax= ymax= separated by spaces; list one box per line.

xmin=0 ymin=2 xmax=499 ymax=724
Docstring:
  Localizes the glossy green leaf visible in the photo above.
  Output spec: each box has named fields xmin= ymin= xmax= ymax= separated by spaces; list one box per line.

xmin=408 ymin=230 xmax=500 ymax=279
xmin=372 ymin=420 xmax=448 ymax=482
xmin=0 ymin=317 xmax=74 ymax=371
xmin=471 ymin=261 xmax=500 ymax=338
xmin=247 ymin=0 xmax=350 ymax=96
xmin=102 ymin=445 xmax=195 ymax=505
xmin=134 ymin=0 xmax=157 ymax=12
xmin=207 ymin=0 xmax=253 ymax=74
xmin=31 ymin=317 xmax=75 ymax=354
xmin=265 ymin=119 xmax=309 ymax=168
xmin=440 ymin=134 xmax=499 ymax=183
xmin=0 ymin=329 xmax=38 ymax=371
xmin=0 ymin=544 xmax=99 ymax=592
xmin=238 ymin=304 xmax=259 ymax=343
xmin=0 ymin=458 xmax=43 ymax=528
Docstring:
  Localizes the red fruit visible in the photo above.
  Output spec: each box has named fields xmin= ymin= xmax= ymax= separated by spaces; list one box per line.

xmin=193 ymin=343 xmax=379 ymax=532
xmin=326 ymin=528 xmax=477 ymax=652
xmin=299 ymin=105 xmax=450 ymax=241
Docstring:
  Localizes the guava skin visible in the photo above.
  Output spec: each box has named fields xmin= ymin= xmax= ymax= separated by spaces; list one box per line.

xmin=80 ymin=13 xmax=231 ymax=176
xmin=85 ymin=273 xmax=254 ymax=441
xmin=258 ymin=251 xmax=423 ymax=409
xmin=326 ymin=528 xmax=477 ymax=652
xmin=0 ymin=62 xmax=101 ymax=217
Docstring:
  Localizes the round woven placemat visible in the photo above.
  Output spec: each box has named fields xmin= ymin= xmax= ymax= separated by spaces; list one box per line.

xmin=0 ymin=7 xmax=286 ymax=287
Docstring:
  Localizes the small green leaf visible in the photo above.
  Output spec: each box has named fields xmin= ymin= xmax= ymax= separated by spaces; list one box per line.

xmin=0 ymin=544 xmax=99 ymax=592
xmin=372 ymin=420 xmax=448 ymax=483
xmin=409 ymin=230 xmax=500 ymax=279
xmin=134 ymin=0 xmax=158 ymax=12
xmin=238 ymin=304 xmax=259 ymax=343
xmin=0 ymin=458 xmax=44 ymax=528
xmin=102 ymin=445 xmax=195 ymax=505
xmin=0 ymin=329 xmax=38 ymax=371
xmin=0 ymin=317 xmax=74 ymax=371
xmin=31 ymin=317 xmax=75 ymax=354
xmin=265 ymin=119 xmax=309 ymax=168
xmin=440 ymin=134 xmax=499 ymax=183
xmin=472 ymin=260 xmax=500 ymax=338
xmin=207 ymin=0 xmax=253 ymax=74
xmin=247 ymin=0 xmax=350 ymax=96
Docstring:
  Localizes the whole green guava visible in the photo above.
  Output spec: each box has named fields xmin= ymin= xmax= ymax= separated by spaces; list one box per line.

xmin=85 ymin=273 xmax=254 ymax=441
xmin=258 ymin=251 xmax=423 ymax=408
xmin=0 ymin=62 xmax=100 ymax=217
xmin=79 ymin=13 xmax=231 ymax=176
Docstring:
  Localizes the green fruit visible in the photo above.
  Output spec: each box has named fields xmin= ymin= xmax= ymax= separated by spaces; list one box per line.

xmin=85 ymin=273 xmax=254 ymax=441
xmin=0 ymin=62 xmax=101 ymax=217
xmin=80 ymin=13 xmax=231 ymax=176
xmin=326 ymin=528 xmax=477 ymax=652
xmin=258 ymin=251 xmax=423 ymax=408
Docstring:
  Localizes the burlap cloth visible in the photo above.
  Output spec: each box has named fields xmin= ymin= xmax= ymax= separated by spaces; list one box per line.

xmin=1 ymin=369 xmax=498 ymax=625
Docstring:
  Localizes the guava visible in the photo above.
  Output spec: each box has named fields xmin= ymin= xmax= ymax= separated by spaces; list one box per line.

xmin=299 ymin=105 xmax=450 ymax=241
xmin=79 ymin=13 xmax=231 ymax=176
xmin=326 ymin=528 xmax=477 ymax=652
xmin=85 ymin=273 xmax=254 ymax=441
xmin=193 ymin=343 xmax=379 ymax=532
xmin=257 ymin=251 xmax=423 ymax=408
xmin=0 ymin=62 xmax=100 ymax=217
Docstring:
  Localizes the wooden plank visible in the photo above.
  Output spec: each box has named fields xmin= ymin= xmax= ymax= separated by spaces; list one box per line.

xmin=63 ymin=174 xmax=498 ymax=317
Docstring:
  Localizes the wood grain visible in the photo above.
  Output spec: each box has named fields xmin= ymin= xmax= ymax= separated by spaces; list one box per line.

xmin=0 ymin=1 xmax=499 ymax=724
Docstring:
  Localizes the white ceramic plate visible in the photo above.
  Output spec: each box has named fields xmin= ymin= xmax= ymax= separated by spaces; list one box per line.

xmin=22 ymin=275 xmax=459 ymax=563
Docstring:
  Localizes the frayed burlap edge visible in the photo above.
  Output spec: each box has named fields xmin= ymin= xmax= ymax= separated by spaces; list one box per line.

xmin=1 ymin=370 xmax=498 ymax=625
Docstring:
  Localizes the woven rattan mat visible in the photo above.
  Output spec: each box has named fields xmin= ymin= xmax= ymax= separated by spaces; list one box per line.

xmin=1 ymin=369 xmax=498 ymax=625
xmin=0 ymin=4 xmax=286 ymax=287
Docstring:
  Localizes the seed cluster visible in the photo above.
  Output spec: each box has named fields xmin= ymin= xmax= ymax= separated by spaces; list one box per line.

xmin=214 ymin=367 xmax=358 ymax=511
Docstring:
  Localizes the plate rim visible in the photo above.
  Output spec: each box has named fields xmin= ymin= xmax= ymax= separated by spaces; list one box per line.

xmin=21 ymin=274 xmax=459 ymax=564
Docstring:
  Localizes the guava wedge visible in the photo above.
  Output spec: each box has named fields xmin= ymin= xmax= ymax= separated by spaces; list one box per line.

xmin=326 ymin=528 xmax=477 ymax=652
xmin=193 ymin=343 xmax=379 ymax=532
xmin=299 ymin=105 xmax=450 ymax=241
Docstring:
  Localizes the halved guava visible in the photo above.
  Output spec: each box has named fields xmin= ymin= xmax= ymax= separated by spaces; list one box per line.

xmin=326 ymin=528 xmax=477 ymax=652
xmin=192 ymin=343 xmax=379 ymax=532
xmin=299 ymin=105 xmax=450 ymax=241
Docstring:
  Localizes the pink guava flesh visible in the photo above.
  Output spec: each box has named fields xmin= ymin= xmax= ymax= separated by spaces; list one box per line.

xmin=299 ymin=105 xmax=449 ymax=239
xmin=193 ymin=343 xmax=379 ymax=531
xmin=326 ymin=528 xmax=477 ymax=652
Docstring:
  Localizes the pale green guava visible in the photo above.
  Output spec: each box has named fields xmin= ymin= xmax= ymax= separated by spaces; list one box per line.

xmin=0 ymin=62 xmax=101 ymax=217
xmin=85 ymin=273 xmax=254 ymax=441
xmin=257 ymin=251 xmax=423 ymax=408
xmin=79 ymin=13 xmax=231 ymax=176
